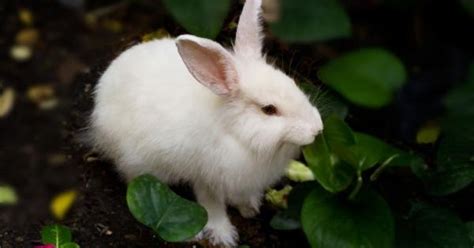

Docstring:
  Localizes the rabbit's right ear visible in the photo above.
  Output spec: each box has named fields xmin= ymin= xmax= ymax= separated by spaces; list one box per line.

xmin=234 ymin=0 xmax=263 ymax=59
xmin=176 ymin=35 xmax=238 ymax=96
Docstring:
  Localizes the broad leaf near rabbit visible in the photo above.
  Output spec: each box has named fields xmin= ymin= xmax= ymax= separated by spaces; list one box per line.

xmin=126 ymin=175 xmax=208 ymax=242
xmin=301 ymin=187 xmax=395 ymax=248
xmin=319 ymin=48 xmax=407 ymax=108
xmin=396 ymin=204 xmax=471 ymax=248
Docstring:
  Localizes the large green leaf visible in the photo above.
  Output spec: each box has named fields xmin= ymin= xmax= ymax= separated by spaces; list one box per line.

xmin=467 ymin=221 xmax=474 ymax=245
xmin=319 ymin=48 xmax=407 ymax=108
xmin=271 ymin=0 xmax=351 ymax=42
xmin=127 ymin=175 xmax=207 ymax=242
xmin=351 ymin=132 xmax=400 ymax=171
xmin=413 ymin=64 xmax=474 ymax=195
xmin=413 ymin=133 xmax=474 ymax=195
xmin=302 ymin=187 xmax=395 ymax=248
xmin=41 ymin=224 xmax=73 ymax=247
xmin=396 ymin=204 xmax=471 ymax=248
xmin=162 ymin=0 xmax=230 ymax=39
xmin=303 ymin=133 xmax=355 ymax=193
xmin=460 ymin=0 xmax=474 ymax=16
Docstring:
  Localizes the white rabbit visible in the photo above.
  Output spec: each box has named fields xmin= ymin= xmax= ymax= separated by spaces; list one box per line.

xmin=89 ymin=0 xmax=323 ymax=246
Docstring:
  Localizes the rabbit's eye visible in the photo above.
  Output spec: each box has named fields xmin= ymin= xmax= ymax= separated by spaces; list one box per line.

xmin=261 ymin=104 xmax=278 ymax=115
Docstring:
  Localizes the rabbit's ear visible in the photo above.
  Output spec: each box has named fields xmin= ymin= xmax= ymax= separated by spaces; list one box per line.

xmin=176 ymin=35 xmax=238 ymax=96
xmin=234 ymin=0 xmax=263 ymax=59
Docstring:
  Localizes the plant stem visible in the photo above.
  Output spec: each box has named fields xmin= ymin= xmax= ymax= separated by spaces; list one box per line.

xmin=348 ymin=171 xmax=363 ymax=200
xmin=370 ymin=154 xmax=399 ymax=181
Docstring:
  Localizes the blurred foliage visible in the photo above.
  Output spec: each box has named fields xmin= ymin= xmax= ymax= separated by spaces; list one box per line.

xmin=319 ymin=48 xmax=407 ymax=108
xmin=396 ymin=203 xmax=471 ymax=248
xmin=302 ymin=187 xmax=394 ymax=248
xmin=270 ymin=0 xmax=351 ymax=42
xmin=460 ymin=0 xmax=474 ymax=16
xmin=40 ymin=224 xmax=80 ymax=248
xmin=162 ymin=0 xmax=231 ymax=39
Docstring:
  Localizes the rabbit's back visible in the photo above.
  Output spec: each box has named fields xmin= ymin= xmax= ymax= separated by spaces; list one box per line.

xmin=91 ymin=38 xmax=233 ymax=183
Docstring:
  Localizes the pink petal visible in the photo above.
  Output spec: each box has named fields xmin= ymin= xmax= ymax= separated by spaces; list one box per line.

xmin=34 ymin=245 xmax=55 ymax=248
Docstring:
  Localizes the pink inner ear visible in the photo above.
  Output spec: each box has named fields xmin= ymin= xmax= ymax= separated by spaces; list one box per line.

xmin=177 ymin=38 xmax=237 ymax=96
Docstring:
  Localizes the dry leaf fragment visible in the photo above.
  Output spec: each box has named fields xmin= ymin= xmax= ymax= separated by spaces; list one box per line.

xmin=416 ymin=121 xmax=440 ymax=144
xmin=103 ymin=19 xmax=123 ymax=33
xmin=10 ymin=45 xmax=32 ymax=61
xmin=50 ymin=190 xmax=78 ymax=220
xmin=0 ymin=87 xmax=15 ymax=118
xmin=265 ymin=185 xmax=292 ymax=208
xmin=18 ymin=8 xmax=34 ymax=26
xmin=27 ymin=84 xmax=59 ymax=110
xmin=141 ymin=29 xmax=170 ymax=42
xmin=0 ymin=185 xmax=18 ymax=205
xmin=16 ymin=28 xmax=39 ymax=46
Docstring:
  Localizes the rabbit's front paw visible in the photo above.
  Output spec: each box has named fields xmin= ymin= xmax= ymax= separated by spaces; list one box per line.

xmin=237 ymin=193 xmax=261 ymax=219
xmin=204 ymin=220 xmax=238 ymax=248
xmin=238 ymin=205 xmax=260 ymax=218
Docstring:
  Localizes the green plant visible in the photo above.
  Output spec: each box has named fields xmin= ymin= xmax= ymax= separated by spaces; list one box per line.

xmin=270 ymin=62 xmax=474 ymax=248
xmin=150 ymin=1 xmax=474 ymax=247
xmin=126 ymin=175 xmax=207 ymax=242
xmin=40 ymin=224 xmax=80 ymax=248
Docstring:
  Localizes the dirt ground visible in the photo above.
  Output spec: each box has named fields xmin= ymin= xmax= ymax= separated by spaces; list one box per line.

xmin=0 ymin=0 xmax=473 ymax=247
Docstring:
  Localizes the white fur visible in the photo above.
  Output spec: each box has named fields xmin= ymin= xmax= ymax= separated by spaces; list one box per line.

xmin=90 ymin=0 xmax=322 ymax=247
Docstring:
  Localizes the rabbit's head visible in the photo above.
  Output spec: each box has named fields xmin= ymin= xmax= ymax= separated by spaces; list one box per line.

xmin=176 ymin=0 xmax=323 ymax=154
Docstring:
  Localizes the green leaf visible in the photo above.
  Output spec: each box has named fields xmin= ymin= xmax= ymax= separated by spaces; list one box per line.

xmin=270 ymin=211 xmax=301 ymax=230
xmin=298 ymin=82 xmax=348 ymax=120
xmin=460 ymin=0 xmax=474 ymax=16
xmin=162 ymin=0 xmax=230 ymax=39
xmin=467 ymin=221 xmax=474 ymax=245
xmin=352 ymin=132 xmax=399 ymax=171
xmin=61 ymin=242 xmax=80 ymax=248
xmin=324 ymin=115 xmax=356 ymax=148
xmin=319 ymin=48 xmax=407 ymax=108
xmin=0 ymin=185 xmax=18 ymax=205
xmin=417 ymin=114 xmax=474 ymax=195
xmin=271 ymin=0 xmax=351 ymax=42
xmin=396 ymin=204 xmax=471 ymax=248
xmin=303 ymin=134 xmax=355 ymax=193
xmin=302 ymin=187 xmax=395 ymax=248
xmin=41 ymin=224 xmax=72 ymax=247
xmin=126 ymin=175 xmax=207 ymax=242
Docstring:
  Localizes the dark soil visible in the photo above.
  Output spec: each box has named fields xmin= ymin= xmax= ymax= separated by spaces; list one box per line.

xmin=0 ymin=0 xmax=473 ymax=247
